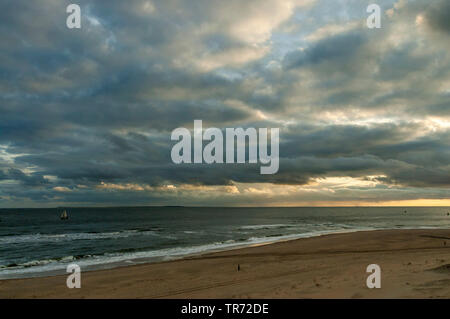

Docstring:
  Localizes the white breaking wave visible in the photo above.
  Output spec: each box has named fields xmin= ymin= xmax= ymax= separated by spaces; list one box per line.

xmin=239 ymin=224 xmax=293 ymax=230
xmin=0 ymin=229 xmax=162 ymax=244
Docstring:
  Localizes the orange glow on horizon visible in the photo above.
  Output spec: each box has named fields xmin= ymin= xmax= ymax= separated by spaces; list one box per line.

xmin=249 ymin=199 xmax=450 ymax=207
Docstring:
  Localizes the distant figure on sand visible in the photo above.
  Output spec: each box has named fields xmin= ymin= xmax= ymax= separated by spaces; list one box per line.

xmin=237 ymin=264 xmax=240 ymax=271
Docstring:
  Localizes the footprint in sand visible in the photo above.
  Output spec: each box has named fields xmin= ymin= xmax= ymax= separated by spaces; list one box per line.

xmin=429 ymin=264 xmax=450 ymax=273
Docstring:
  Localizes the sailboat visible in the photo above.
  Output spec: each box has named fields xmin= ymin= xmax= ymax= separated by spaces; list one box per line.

xmin=60 ymin=209 xmax=69 ymax=220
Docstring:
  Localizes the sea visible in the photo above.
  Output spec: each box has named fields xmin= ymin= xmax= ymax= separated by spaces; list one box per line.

xmin=1 ymin=206 xmax=449 ymax=279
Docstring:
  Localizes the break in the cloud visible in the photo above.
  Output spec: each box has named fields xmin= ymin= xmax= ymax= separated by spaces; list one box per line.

xmin=0 ymin=0 xmax=449 ymax=207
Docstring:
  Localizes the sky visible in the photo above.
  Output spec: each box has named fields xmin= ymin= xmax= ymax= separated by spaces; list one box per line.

xmin=0 ymin=0 xmax=449 ymax=207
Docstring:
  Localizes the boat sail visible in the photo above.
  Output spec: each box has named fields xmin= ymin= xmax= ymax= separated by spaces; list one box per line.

xmin=60 ymin=209 xmax=69 ymax=220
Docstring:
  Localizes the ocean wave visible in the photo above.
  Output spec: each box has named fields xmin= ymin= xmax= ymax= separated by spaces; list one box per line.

xmin=238 ymin=222 xmax=359 ymax=231
xmin=0 ymin=254 xmax=93 ymax=269
xmin=0 ymin=229 xmax=164 ymax=245
xmin=183 ymin=230 xmax=203 ymax=234
xmin=239 ymin=224 xmax=293 ymax=230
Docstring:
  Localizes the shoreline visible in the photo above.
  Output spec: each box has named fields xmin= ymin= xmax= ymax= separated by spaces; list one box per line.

xmin=1 ymin=228 xmax=450 ymax=298
xmin=0 ymin=226 xmax=414 ymax=280
xmin=1 ymin=226 xmax=446 ymax=280
xmin=0 ymin=226 xmax=378 ymax=280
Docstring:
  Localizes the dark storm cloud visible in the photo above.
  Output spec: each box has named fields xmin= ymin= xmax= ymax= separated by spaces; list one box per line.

xmin=283 ymin=32 xmax=366 ymax=69
xmin=425 ymin=0 xmax=450 ymax=35
xmin=376 ymin=44 xmax=431 ymax=80
xmin=0 ymin=168 xmax=48 ymax=187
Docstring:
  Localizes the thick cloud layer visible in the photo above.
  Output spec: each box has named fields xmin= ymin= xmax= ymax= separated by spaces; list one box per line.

xmin=0 ymin=0 xmax=449 ymax=207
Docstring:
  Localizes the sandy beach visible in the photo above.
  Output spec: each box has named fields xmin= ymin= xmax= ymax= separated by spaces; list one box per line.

xmin=1 ymin=229 xmax=449 ymax=299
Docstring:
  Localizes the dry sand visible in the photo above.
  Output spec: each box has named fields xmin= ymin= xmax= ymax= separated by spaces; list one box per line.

xmin=1 ymin=229 xmax=449 ymax=299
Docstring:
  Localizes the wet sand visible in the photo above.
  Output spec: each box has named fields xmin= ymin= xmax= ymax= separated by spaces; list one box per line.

xmin=1 ymin=229 xmax=450 ymax=299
